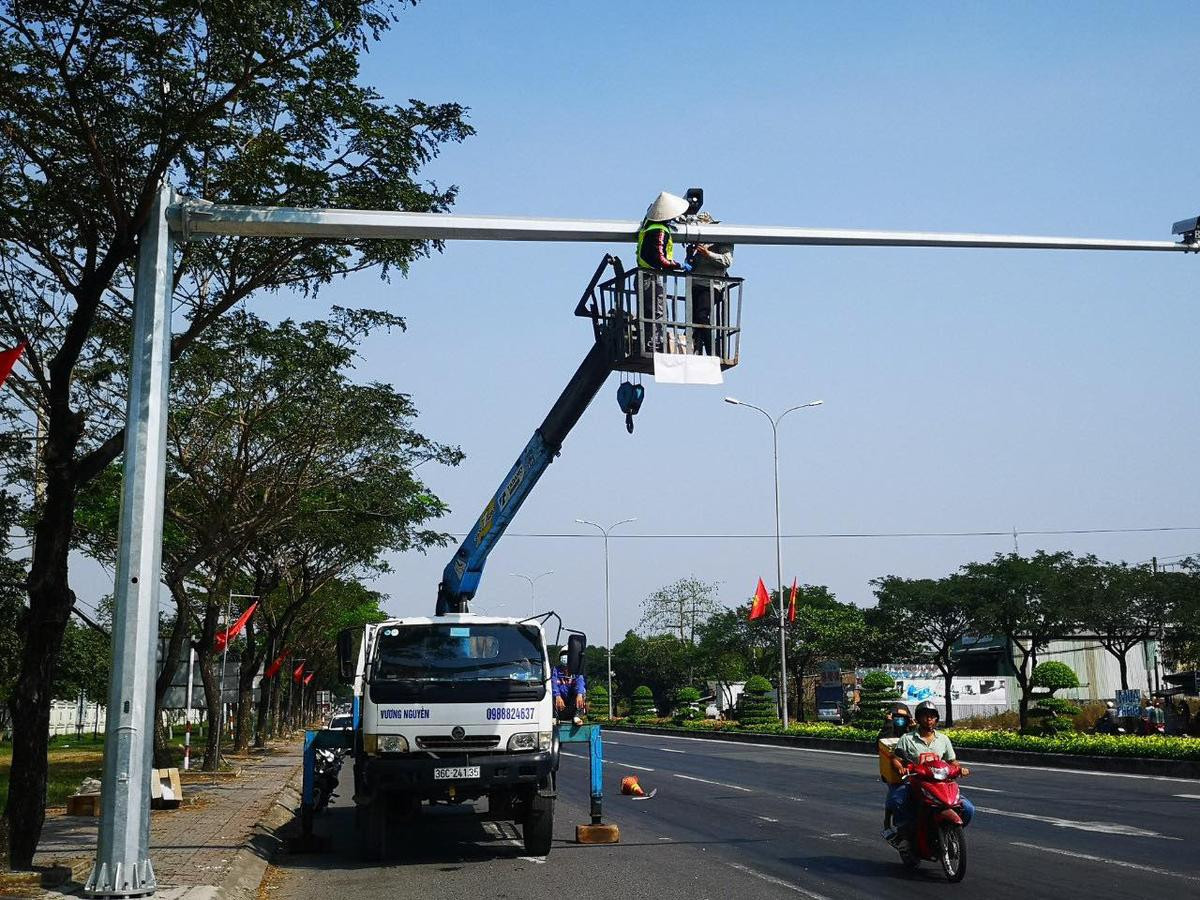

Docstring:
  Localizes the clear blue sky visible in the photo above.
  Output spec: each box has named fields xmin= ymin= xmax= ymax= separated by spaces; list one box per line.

xmin=239 ymin=4 xmax=1200 ymax=644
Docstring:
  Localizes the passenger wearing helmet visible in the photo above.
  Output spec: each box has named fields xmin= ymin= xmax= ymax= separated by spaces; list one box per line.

xmin=885 ymin=701 xmax=974 ymax=844
xmin=552 ymin=649 xmax=587 ymax=726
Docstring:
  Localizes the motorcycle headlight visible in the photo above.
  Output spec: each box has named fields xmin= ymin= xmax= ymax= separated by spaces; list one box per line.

xmin=378 ymin=734 xmax=408 ymax=754
xmin=508 ymin=732 xmax=539 ymax=751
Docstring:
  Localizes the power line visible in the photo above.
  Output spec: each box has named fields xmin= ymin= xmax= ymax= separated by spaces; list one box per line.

xmin=452 ymin=525 xmax=1200 ymax=540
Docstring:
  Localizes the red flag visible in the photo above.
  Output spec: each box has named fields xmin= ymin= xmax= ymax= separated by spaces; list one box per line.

xmin=303 ymin=672 xmax=314 ymax=685
xmin=749 ymin=578 xmax=770 ymax=621
xmin=0 ymin=343 xmax=25 ymax=389
xmin=264 ymin=649 xmax=288 ymax=679
xmin=214 ymin=601 xmax=258 ymax=652
xmin=293 ymin=662 xmax=305 ymax=683
xmin=788 ymin=578 xmax=798 ymax=623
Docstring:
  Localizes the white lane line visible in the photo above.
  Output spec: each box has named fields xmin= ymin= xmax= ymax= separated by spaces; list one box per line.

xmin=757 ymin=815 xmax=779 ymax=823
xmin=610 ymin=730 xmax=1200 ymax=783
xmin=978 ymin=806 xmax=1181 ymax=839
xmin=673 ymin=773 xmax=753 ymax=792
xmin=1011 ymin=842 xmax=1200 ymax=883
xmin=727 ymin=863 xmax=833 ymax=900
xmin=963 ymin=786 xmax=1004 ymax=793
xmin=561 ymin=750 xmax=655 ymax=772
xmin=657 ymin=747 xmax=686 ymax=753
xmin=1174 ymin=793 xmax=1200 ymax=799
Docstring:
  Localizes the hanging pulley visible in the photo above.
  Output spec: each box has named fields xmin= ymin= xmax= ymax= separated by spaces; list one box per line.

xmin=616 ymin=381 xmax=644 ymax=434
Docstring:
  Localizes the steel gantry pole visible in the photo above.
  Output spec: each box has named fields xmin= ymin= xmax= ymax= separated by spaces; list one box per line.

xmin=86 ymin=183 xmax=176 ymax=898
xmin=724 ymin=399 xmax=822 ymax=727
xmin=577 ymin=518 xmax=636 ymax=719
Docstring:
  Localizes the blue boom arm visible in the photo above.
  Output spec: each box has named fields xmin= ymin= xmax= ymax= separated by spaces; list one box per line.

xmin=436 ymin=338 xmax=616 ymax=615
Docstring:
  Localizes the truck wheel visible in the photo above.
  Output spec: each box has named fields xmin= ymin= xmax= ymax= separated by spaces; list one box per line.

xmin=522 ymin=793 xmax=554 ymax=856
xmin=361 ymin=798 xmax=387 ymax=861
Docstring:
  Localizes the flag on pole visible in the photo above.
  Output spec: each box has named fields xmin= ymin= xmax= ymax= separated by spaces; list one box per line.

xmin=749 ymin=578 xmax=770 ymax=621
xmin=303 ymin=672 xmax=314 ymax=685
xmin=788 ymin=578 xmax=798 ymax=623
xmin=293 ymin=662 xmax=305 ymax=683
xmin=264 ymin=649 xmax=288 ymax=679
xmin=214 ymin=601 xmax=258 ymax=652
xmin=0 ymin=342 xmax=26 ymax=389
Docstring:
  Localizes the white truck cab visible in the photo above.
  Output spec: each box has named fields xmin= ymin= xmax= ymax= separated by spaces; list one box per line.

xmin=340 ymin=613 xmax=576 ymax=858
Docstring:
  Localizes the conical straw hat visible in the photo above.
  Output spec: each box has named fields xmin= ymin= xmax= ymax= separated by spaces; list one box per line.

xmin=644 ymin=191 xmax=690 ymax=223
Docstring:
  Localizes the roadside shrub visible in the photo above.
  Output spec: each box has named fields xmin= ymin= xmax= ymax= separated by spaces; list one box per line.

xmin=853 ymin=670 xmax=899 ymax=731
xmin=630 ymin=685 xmax=657 ymax=721
xmin=673 ymin=686 xmax=702 ymax=723
xmin=737 ymin=676 xmax=779 ymax=726
xmin=952 ymin=709 xmax=1020 ymax=731
xmin=1028 ymin=662 xmax=1082 ymax=735
xmin=589 ymin=684 xmax=610 ymax=718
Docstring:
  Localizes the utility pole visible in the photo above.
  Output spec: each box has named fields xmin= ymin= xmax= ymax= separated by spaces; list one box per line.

xmin=576 ymin=517 xmax=636 ymax=719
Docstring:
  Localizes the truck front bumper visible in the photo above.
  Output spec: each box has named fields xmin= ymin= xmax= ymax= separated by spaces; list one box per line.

xmin=361 ymin=750 xmax=554 ymax=796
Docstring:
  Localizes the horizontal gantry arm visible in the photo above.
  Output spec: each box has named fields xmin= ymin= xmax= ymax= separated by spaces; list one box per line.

xmin=173 ymin=201 xmax=1194 ymax=253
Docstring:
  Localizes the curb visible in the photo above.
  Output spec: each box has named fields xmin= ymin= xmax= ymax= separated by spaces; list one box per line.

xmin=215 ymin=760 xmax=303 ymax=900
xmin=601 ymin=724 xmax=1200 ymax=779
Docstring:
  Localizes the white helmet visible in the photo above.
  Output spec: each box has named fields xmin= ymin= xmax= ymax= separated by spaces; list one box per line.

xmin=644 ymin=191 xmax=689 ymax=223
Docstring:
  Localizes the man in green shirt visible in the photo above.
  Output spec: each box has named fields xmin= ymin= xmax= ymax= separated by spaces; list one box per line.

xmin=884 ymin=700 xmax=974 ymax=844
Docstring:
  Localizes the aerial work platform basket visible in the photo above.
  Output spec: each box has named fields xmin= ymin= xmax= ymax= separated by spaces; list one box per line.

xmin=576 ymin=256 xmax=743 ymax=376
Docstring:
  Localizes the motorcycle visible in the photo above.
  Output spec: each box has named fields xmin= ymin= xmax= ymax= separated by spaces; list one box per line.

xmin=888 ymin=758 xmax=969 ymax=882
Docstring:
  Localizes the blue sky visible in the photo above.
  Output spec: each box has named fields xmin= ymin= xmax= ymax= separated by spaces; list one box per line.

xmin=236 ymin=4 xmax=1200 ymax=644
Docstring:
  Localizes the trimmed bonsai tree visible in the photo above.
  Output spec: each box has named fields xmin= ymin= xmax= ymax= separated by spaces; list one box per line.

xmin=737 ymin=676 xmax=780 ymax=726
xmin=854 ymin=670 xmax=901 ymax=732
xmin=630 ymin=685 xmax=657 ymax=720
xmin=673 ymin=686 xmax=703 ymax=723
xmin=1028 ymin=661 xmax=1081 ymax=735
xmin=588 ymin=683 xmax=611 ymax=719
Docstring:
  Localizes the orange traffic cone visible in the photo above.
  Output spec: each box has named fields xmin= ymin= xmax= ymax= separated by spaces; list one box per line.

xmin=620 ymin=775 xmax=645 ymax=797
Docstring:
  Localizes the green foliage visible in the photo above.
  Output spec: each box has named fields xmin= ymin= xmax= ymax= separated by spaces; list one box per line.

xmin=611 ymin=631 xmax=693 ymax=714
xmin=737 ymin=676 xmax=779 ymax=726
xmin=854 ymin=670 xmax=900 ymax=731
xmin=630 ymin=685 xmax=657 ymax=720
xmin=672 ymin=686 xmax=703 ymax=722
xmin=588 ymin=683 xmax=610 ymax=717
xmin=51 ymin=620 xmax=112 ymax=704
xmin=1032 ymin=661 xmax=1080 ymax=692
xmin=639 ymin=577 xmax=723 ymax=645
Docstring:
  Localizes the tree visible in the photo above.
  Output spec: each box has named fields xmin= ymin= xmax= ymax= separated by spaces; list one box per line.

xmin=630 ymin=686 xmax=656 ymax=720
xmin=782 ymin=587 xmax=864 ymax=722
xmin=1028 ymin=661 xmax=1081 ymax=735
xmin=962 ymin=552 xmax=1080 ymax=732
xmin=0 ymin=0 xmax=471 ymax=866
xmin=855 ymin=670 xmax=900 ymax=731
xmin=638 ymin=577 xmax=723 ymax=645
xmin=1156 ymin=560 xmax=1200 ymax=673
xmin=610 ymin=631 xmax=691 ymax=714
xmin=872 ymin=574 xmax=979 ymax=727
xmin=1073 ymin=557 xmax=1159 ymax=691
xmin=736 ymin=675 xmax=778 ymax=726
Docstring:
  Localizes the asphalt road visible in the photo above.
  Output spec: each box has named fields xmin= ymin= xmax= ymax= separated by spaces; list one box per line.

xmin=269 ymin=731 xmax=1200 ymax=898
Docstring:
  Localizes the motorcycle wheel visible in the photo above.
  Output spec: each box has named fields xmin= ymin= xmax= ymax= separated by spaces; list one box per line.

xmin=938 ymin=823 xmax=966 ymax=883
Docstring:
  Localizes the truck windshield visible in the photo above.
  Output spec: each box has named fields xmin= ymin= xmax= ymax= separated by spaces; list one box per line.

xmin=372 ymin=624 xmax=545 ymax=684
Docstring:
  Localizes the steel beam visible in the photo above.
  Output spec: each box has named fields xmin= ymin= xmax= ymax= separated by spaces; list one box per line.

xmin=86 ymin=183 xmax=174 ymax=898
xmin=176 ymin=200 xmax=1193 ymax=252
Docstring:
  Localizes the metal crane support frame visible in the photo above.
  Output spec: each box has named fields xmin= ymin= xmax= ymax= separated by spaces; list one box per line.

xmin=89 ymin=187 xmax=1195 ymax=896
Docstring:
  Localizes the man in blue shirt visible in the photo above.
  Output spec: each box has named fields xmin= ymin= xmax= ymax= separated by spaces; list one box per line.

xmin=552 ymin=649 xmax=587 ymax=725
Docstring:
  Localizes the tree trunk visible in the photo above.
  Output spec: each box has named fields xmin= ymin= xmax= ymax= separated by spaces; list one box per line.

xmin=5 ymin=432 xmax=80 ymax=868
xmin=254 ymin=673 xmax=272 ymax=748
xmin=1118 ymin=648 xmax=1129 ymax=691
xmin=943 ymin=666 xmax=954 ymax=728
xmin=232 ymin=682 xmax=253 ymax=752
xmin=152 ymin=592 xmax=192 ymax=767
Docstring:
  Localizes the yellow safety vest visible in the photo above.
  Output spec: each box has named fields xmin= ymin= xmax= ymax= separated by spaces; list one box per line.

xmin=636 ymin=221 xmax=674 ymax=269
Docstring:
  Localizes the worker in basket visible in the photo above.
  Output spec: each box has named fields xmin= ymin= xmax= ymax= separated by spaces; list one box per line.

xmin=636 ymin=191 xmax=690 ymax=352
xmin=552 ymin=649 xmax=587 ymax=726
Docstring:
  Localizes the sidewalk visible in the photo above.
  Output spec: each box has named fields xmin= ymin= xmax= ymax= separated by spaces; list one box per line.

xmin=29 ymin=742 xmax=302 ymax=898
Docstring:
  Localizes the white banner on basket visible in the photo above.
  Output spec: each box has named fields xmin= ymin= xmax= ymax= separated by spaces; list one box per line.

xmin=653 ymin=352 xmax=723 ymax=385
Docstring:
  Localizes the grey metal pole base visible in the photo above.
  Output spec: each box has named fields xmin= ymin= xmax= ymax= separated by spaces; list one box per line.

xmin=84 ymin=859 xmax=157 ymax=898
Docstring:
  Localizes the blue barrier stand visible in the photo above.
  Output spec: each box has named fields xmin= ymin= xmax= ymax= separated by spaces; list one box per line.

xmin=557 ymin=722 xmax=603 ymax=824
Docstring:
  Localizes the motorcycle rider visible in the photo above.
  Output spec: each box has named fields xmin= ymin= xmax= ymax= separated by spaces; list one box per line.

xmin=878 ymin=703 xmax=913 ymax=834
xmin=885 ymin=700 xmax=974 ymax=847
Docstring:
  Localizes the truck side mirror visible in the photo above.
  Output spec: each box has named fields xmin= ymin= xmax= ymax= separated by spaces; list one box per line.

xmin=337 ymin=628 xmax=355 ymax=684
xmin=567 ymin=633 xmax=586 ymax=677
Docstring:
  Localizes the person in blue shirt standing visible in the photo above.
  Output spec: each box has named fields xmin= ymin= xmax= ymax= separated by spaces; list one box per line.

xmin=552 ymin=649 xmax=587 ymax=725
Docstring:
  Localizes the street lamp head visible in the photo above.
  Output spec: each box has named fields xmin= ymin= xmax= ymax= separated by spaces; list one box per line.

xmin=807 ymin=400 xmax=824 ymax=407
xmin=723 ymin=397 xmax=741 ymax=405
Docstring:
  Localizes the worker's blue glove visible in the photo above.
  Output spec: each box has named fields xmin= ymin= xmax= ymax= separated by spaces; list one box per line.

xmin=678 ymin=261 xmax=693 ymax=273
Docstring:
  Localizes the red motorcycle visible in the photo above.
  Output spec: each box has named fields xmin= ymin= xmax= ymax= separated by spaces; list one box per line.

xmin=891 ymin=758 xmax=969 ymax=882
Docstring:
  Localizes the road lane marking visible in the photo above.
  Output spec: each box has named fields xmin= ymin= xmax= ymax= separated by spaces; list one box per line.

xmin=673 ymin=773 xmax=753 ymax=792
xmin=963 ymin=786 xmax=1004 ymax=793
xmin=978 ymin=806 xmax=1181 ymax=839
xmin=757 ymin=815 xmax=779 ymax=822
xmin=1174 ymin=793 xmax=1200 ymax=799
xmin=727 ymin=863 xmax=833 ymax=900
xmin=562 ymin=751 xmax=654 ymax=772
xmin=1011 ymin=842 xmax=1200 ymax=883
xmin=610 ymin=731 xmax=1200 ymax=782
xmin=657 ymin=747 xmax=686 ymax=753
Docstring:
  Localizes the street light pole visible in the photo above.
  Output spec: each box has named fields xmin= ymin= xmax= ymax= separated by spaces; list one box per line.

xmin=724 ymin=397 xmax=822 ymax=727
xmin=576 ymin=517 xmax=636 ymax=719
xmin=508 ymin=571 xmax=554 ymax=616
